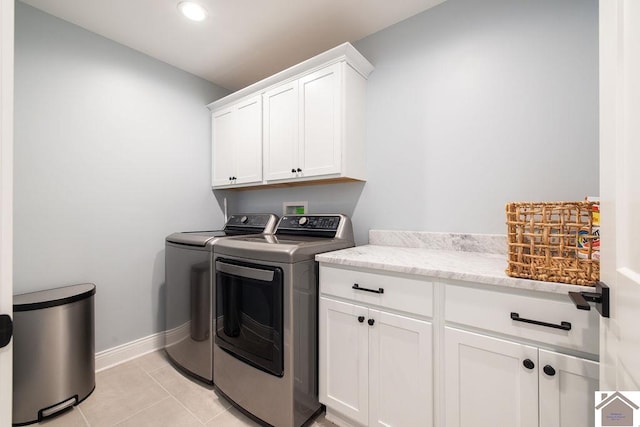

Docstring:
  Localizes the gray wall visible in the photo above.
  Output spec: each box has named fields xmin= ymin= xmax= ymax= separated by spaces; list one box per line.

xmin=13 ymin=0 xmax=599 ymax=352
xmin=231 ymin=0 xmax=599 ymax=244
xmin=14 ymin=3 xmax=229 ymax=352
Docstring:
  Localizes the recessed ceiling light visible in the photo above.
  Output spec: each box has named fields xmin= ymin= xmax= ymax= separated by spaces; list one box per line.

xmin=177 ymin=2 xmax=208 ymax=22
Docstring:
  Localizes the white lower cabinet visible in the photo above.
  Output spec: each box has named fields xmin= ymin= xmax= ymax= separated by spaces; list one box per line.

xmin=538 ymin=348 xmax=599 ymax=427
xmin=369 ymin=308 xmax=432 ymax=427
xmin=445 ymin=327 xmax=540 ymax=427
xmin=445 ymin=327 xmax=599 ymax=427
xmin=319 ymin=297 xmax=433 ymax=427
xmin=319 ymin=297 xmax=368 ymax=425
xmin=318 ymin=265 xmax=599 ymax=427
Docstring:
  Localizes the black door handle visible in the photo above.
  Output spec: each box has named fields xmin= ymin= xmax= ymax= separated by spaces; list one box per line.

xmin=368 ymin=318 xmax=375 ymax=326
xmin=568 ymin=291 xmax=591 ymax=310
xmin=297 ymin=168 xmax=302 ymax=172
xmin=522 ymin=359 xmax=535 ymax=370
xmin=568 ymin=282 xmax=610 ymax=318
xmin=357 ymin=316 xmax=365 ymax=323
xmin=543 ymin=365 xmax=556 ymax=376
xmin=291 ymin=168 xmax=296 ymax=173
xmin=0 ymin=314 xmax=13 ymax=348
xmin=352 ymin=284 xmax=384 ymax=294
xmin=510 ymin=312 xmax=572 ymax=331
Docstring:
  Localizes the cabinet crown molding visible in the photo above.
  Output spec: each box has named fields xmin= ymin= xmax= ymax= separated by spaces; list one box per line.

xmin=207 ymin=42 xmax=374 ymax=111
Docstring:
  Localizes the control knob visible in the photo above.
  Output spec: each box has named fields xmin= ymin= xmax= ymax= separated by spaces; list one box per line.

xmin=298 ymin=217 xmax=308 ymax=226
xmin=240 ymin=216 xmax=248 ymax=224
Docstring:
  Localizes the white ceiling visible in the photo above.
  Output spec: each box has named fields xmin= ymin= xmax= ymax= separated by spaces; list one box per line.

xmin=20 ymin=0 xmax=445 ymax=91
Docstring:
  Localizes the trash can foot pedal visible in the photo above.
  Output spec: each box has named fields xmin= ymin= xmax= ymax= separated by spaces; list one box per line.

xmin=39 ymin=396 xmax=77 ymax=420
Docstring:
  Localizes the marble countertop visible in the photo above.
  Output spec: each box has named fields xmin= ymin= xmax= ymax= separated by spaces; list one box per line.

xmin=315 ymin=231 xmax=592 ymax=295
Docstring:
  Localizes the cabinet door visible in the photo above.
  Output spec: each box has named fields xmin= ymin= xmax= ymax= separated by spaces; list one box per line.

xmin=211 ymin=107 xmax=236 ymax=187
xmin=538 ymin=349 xmax=599 ymax=427
xmin=299 ymin=63 xmax=342 ymax=177
xmin=445 ymin=327 xmax=539 ymax=427
xmin=319 ymin=297 xmax=369 ymax=426
xmin=234 ymin=96 xmax=262 ymax=185
xmin=263 ymin=81 xmax=298 ymax=181
xmin=369 ymin=309 xmax=432 ymax=427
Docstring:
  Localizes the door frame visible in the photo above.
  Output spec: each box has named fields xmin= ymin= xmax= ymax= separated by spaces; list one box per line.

xmin=598 ymin=0 xmax=640 ymax=390
xmin=0 ymin=0 xmax=14 ymax=424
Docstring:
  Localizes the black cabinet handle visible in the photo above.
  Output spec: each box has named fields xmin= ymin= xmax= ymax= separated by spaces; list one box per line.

xmin=510 ymin=312 xmax=571 ymax=331
xmin=543 ymin=365 xmax=556 ymax=376
xmin=522 ymin=359 xmax=535 ymax=370
xmin=357 ymin=316 xmax=365 ymax=323
xmin=368 ymin=318 xmax=375 ymax=326
xmin=352 ymin=284 xmax=384 ymax=294
xmin=232 ymin=176 xmax=237 ymax=180
xmin=291 ymin=168 xmax=296 ymax=173
xmin=297 ymin=168 xmax=302 ymax=172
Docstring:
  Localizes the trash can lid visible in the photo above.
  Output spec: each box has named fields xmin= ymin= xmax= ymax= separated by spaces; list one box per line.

xmin=14 ymin=283 xmax=96 ymax=312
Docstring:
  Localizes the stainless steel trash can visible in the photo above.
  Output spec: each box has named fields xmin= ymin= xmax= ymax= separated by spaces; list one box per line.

xmin=12 ymin=283 xmax=96 ymax=426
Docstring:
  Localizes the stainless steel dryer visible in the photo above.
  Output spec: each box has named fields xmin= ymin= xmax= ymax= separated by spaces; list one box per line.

xmin=212 ymin=214 xmax=355 ymax=426
xmin=164 ymin=214 xmax=278 ymax=384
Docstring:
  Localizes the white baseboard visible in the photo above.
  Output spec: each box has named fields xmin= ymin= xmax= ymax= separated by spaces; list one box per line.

xmin=95 ymin=331 xmax=165 ymax=372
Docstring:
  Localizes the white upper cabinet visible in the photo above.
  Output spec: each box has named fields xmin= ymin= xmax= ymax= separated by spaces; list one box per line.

xmin=263 ymin=81 xmax=299 ymax=181
xmin=299 ymin=65 xmax=341 ymax=177
xmin=211 ymin=95 xmax=262 ymax=188
xmin=208 ymin=43 xmax=373 ymax=189
xmin=264 ymin=63 xmax=344 ymax=182
xmin=211 ymin=107 xmax=236 ymax=187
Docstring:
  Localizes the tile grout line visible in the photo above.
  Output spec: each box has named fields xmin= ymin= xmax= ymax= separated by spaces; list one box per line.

xmin=201 ymin=399 xmax=235 ymax=426
xmin=202 ymin=388 xmax=234 ymax=425
xmin=85 ymin=361 xmax=176 ymax=427
xmin=143 ymin=361 xmax=236 ymax=425
xmin=110 ymin=396 xmax=175 ymax=427
xmin=140 ymin=353 xmax=234 ymax=424
xmin=77 ymin=405 xmax=91 ymax=427
xmin=105 ymin=393 xmax=174 ymax=427
xmin=144 ymin=366 xmax=207 ymax=426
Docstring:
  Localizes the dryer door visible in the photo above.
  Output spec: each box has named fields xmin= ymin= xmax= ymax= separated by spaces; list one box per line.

xmin=215 ymin=258 xmax=284 ymax=377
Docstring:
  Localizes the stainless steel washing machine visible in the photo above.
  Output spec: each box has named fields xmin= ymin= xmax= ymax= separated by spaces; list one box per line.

xmin=212 ymin=214 xmax=355 ymax=426
xmin=164 ymin=214 xmax=278 ymax=384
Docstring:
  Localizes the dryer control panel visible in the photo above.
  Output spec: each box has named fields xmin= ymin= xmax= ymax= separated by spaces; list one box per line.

xmin=275 ymin=215 xmax=346 ymax=238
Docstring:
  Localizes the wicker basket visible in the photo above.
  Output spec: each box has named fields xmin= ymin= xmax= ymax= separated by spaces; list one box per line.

xmin=505 ymin=201 xmax=599 ymax=286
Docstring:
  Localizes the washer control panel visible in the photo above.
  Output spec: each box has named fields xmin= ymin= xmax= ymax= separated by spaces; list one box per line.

xmin=227 ymin=214 xmax=273 ymax=227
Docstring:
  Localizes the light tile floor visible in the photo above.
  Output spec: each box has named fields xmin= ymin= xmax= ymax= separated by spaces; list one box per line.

xmin=36 ymin=351 xmax=336 ymax=427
